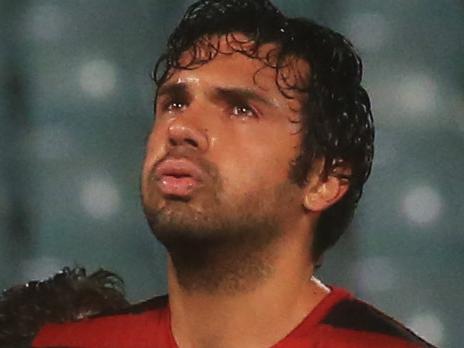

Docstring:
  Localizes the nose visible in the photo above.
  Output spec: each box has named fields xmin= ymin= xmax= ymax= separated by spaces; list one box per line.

xmin=167 ymin=116 xmax=209 ymax=152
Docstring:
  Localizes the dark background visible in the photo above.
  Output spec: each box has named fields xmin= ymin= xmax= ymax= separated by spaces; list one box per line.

xmin=1 ymin=1 xmax=463 ymax=347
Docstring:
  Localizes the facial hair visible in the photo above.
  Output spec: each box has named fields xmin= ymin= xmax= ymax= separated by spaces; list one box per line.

xmin=142 ymin=154 xmax=300 ymax=294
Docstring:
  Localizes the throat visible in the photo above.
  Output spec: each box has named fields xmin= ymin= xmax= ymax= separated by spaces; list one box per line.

xmin=168 ymin=239 xmax=275 ymax=295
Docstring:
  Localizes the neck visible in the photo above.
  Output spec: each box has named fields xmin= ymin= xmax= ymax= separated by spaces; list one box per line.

xmin=167 ymin=226 xmax=330 ymax=348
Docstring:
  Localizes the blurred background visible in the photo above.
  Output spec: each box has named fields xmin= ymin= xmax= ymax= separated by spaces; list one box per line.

xmin=0 ymin=0 xmax=463 ymax=346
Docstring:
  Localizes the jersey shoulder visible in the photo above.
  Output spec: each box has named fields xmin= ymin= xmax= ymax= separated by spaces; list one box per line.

xmin=0 ymin=267 xmax=129 ymax=348
xmin=316 ymin=295 xmax=436 ymax=348
xmin=32 ymin=295 xmax=171 ymax=348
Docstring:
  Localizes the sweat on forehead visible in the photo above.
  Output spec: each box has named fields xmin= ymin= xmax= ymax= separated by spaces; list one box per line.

xmin=159 ymin=33 xmax=311 ymax=102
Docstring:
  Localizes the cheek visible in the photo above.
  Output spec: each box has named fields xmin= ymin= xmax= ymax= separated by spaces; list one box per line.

xmin=245 ymin=126 xmax=300 ymax=175
xmin=142 ymin=121 xmax=166 ymax=180
xmin=217 ymin=131 xmax=299 ymax=194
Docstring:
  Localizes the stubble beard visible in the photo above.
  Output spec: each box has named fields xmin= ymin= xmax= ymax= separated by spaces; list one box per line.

xmin=142 ymin=176 xmax=298 ymax=295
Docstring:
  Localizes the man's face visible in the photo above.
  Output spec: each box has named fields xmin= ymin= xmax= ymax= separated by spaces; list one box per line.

xmin=141 ymin=40 xmax=307 ymax=249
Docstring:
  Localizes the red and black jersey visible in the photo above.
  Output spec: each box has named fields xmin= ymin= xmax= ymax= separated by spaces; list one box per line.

xmin=32 ymin=287 xmax=435 ymax=348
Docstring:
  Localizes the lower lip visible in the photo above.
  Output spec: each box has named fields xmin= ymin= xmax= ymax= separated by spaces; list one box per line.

xmin=157 ymin=176 xmax=201 ymax=196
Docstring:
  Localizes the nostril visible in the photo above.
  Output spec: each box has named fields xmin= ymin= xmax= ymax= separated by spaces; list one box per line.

xmin=168 ymin=137 xmax=198 ymax=148
xmin=185 ymin=138 xmax=198 ymax=147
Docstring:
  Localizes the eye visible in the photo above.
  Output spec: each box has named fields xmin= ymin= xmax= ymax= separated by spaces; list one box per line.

xmin=158 ymin=98 xmax=187 ymax=114
xmin=166 ymin=101 xmax=186 ymax=112
xmin=231 ymin=104 xmax=257 ymax=118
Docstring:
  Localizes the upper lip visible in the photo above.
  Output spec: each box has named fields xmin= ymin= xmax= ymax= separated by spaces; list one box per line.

xmin=154 ymin=157 xmax=205 ymax=181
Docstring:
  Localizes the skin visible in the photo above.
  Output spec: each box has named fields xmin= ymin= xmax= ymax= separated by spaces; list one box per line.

xmin=141 ymin=36 xmax=348 ymax=348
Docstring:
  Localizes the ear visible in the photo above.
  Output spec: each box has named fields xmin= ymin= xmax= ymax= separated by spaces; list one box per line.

xmin=302 ymin=161 xmax=350 ymax=212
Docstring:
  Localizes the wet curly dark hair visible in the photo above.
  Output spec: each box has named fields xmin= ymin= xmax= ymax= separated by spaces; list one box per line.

xmin=0 ymin=267 xmax=129 ymax=347
xmin=153 ymin=0 xmax=374 ymax=262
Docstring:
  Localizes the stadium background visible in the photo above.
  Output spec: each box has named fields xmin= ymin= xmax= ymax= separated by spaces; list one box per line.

xmin=1 ymin=1 xmax=463 ymax=346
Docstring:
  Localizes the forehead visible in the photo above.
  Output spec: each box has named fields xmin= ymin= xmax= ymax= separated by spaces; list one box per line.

xmin=168 ymin=33 xmax=310 ymax=100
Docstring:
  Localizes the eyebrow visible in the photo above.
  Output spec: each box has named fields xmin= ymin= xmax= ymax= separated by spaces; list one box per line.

xmin=212 ymin=87 xmax=276 ymax=108
xmin=157 ymin=82 xmax=276 ymax=108
xmin=156 ymin=82 xmax=189 ymax=100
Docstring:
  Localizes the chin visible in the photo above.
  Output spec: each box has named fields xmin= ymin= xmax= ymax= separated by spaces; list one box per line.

xmin=145 ymin=201 xmax=223 ymax=246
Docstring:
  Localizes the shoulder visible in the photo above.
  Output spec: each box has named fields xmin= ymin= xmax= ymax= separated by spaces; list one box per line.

xmin=0 ymin=267 xmax=129 ymax=348
xmin=314 ymin=289 xmax=436 ymax=348
xmin=32 ymin=296 xmax=170 ymax=348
